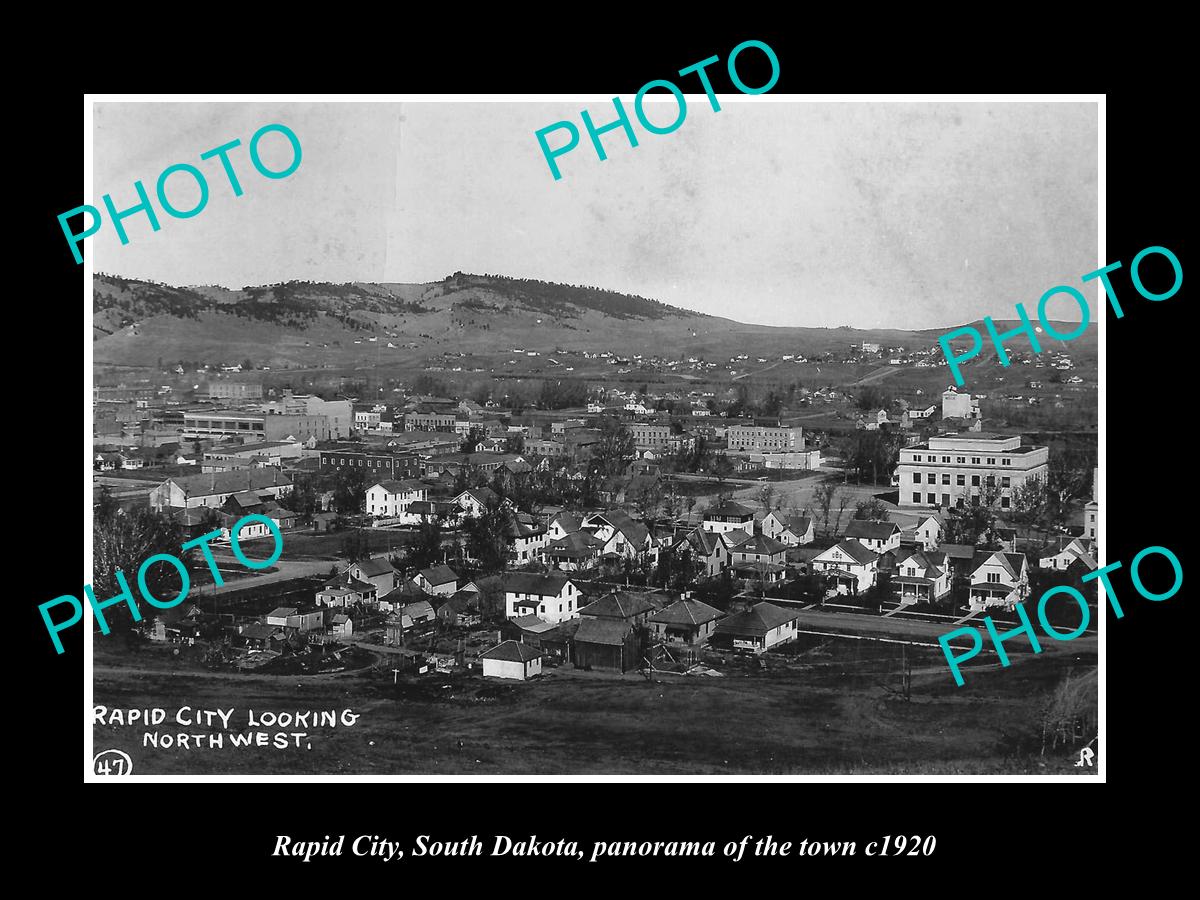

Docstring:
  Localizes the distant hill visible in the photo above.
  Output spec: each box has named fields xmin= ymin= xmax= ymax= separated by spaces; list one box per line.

xmin=92 ymin=271 xmax=1096 ymax=375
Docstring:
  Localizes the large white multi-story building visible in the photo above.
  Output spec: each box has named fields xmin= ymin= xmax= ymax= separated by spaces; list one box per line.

xmin=895 ymin=433 xmax=1048 ymax=511
xmin=725 ymin=425 xmax=804 ymax=452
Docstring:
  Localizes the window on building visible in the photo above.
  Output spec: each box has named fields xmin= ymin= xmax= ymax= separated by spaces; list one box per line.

xmin=927 ymin=493 xmax=936 ymax=504
xmin=971 ymin=457 xmax=980 ymax=464
xmin=1001 ymin=496 xmax=1011 ymax=509
xmin=957 ymin=456 xmax=965 ymax=463
xmin=956 ymin=474 xmax=965 ymax=486
xmin=941 ymin=474 xmax=950 ymax=485
xmin=912 ymin=492 xmax=921 ymax=504
xmin=913 ymin=472 xmax=922 ymax=484
xmin=986 ymin=572 xmax=1001 ymax=583
xmin=1001 ymin=477 xmax=1011 ymax=488
xmin=971 ymin=475 xmax=980 ymax=486
xmin=987 ymin=457 xmax=996 ymax=465
xmin=1002 ymin=458 xmax=1012 ymax=466
xmin=914 ymin=454 xmax=922 ymax=462
xmin=942 ymin=493 xmax=950 ymax=506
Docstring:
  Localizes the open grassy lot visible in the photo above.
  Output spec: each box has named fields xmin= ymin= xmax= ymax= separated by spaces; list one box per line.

xmin=92 ymin=637 xmax=1096 ymax=776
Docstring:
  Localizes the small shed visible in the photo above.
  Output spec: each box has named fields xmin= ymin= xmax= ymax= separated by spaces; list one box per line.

xmin=479 ymin=640 xmax=542 ymax=680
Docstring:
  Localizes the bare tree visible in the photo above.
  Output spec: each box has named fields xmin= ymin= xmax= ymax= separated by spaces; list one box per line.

xmin=814 ymin=481 xmax=840 ymax=537
xmin=756 ymin=483 xmax=775 ymax=515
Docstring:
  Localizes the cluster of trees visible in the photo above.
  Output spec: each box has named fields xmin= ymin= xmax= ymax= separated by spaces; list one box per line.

xmin=835 ymin=429 xmax=901 ymax=485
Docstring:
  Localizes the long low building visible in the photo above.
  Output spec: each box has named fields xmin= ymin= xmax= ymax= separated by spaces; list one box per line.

xmin=183 ymin=410 xmax=331 ymax=443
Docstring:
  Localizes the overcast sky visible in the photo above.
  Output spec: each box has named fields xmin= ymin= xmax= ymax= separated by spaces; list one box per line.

xmin=92 ymin=100 xmax=1098 ymax=329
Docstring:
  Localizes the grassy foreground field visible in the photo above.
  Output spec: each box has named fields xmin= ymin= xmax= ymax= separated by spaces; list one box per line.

xmin=91 ymin=638 xmax=1097 ymax=776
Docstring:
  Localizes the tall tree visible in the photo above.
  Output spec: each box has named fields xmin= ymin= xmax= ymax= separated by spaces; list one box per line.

xmin=592 ymin=417 xmax=635 ymax=476
xmin=464 ymin=500 xmax=516 ymax=574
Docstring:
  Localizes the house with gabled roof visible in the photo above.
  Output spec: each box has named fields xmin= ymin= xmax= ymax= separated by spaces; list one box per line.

xmin=711 ymin=601 xmax=799 ymax=653
xmin=414 ymin=564 xmax=459 ymax=596
xmin=547 ymin=511 xmax=584 ymax=541
xmin=479 ymin=639 xmax=542 ymax=680
xmin=670 ymin=527 xmax=730 ymax=578
xmin=507 ymin=514 xmax=548 ymax=566
xmin=702 ymin=499 xmax=755 ymax=534
xmin=578 ymin=591 xmax=657 ymax=626
xmin=573 ymin=618 xmax=642 ymax=672
xmin=544 ymin=530 xmax=605 ymax=572
xmin=583 ymin=510 xmax=654 ymax=561
xmin=648 ymin=598 xmax=724 ymax=647
xmin=844 ymin=519 xmax=901 ymax=554
xmin=762 ymin=511 xmax=814 ymax=546
xmin=811 ymin=539 xmax=880 ymax=594
xmin=1039 ymin=537 xmax=1096 ymax=572
xmin=366 ymin=478 xmax=428 ymax=520
xmin=905 ymin=512 xmax=945 ymax=551
xmin=316 ymin=571 xmax=377 ymax=607
xmin=968 ymin=550 xmax=1030 ymax=610
xmin=349 ymin=557 xmax=400 ymax=596
xmin=892 ymin=548 xmax=951 ymax=602
xmin=453 ymin=487 xmax=503 ymax=517
xmin=501 ymin=571 xmax=582 ymax=624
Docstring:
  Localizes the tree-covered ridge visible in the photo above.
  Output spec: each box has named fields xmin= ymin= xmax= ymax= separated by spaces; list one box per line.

xmin=436 ymin=272 xmax=703 ymax=321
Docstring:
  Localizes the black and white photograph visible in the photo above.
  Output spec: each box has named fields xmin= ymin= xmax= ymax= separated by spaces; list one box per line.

xmin=83 ymin=95 xmax=1103 ymax=778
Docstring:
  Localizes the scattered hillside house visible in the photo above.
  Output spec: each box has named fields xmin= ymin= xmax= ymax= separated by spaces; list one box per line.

xmin=453 ymin=487 xmax=503 ymax=517
xmin=1039 ymin=537 xmax=1097 ymax=572
xmin=1084 ymin=499 xmax=1098 ymax=542
xmin=317 ymin=572 xmax=378 ymax=607
xmin=968 ymin=550 xmax=1031 ymax=610
xmin=149 ymin=469 xmax=293 ymax=512
xmin=728 ymin=532 xmax=789 ymax=584
xmin=544 ymin=530 xmax=606 ymax=572
xmin=573 ymin=618 xmax=641 ymax=673
xmin=858 ymin=408 xmax=889 ymax=430
xmin=401 ymin=600 xmax=436 ymax=629
xmin=761 ymin=512 xmax=814 ymax=546
xmin=366 ymin=479 xmax=428 ymax=518
xmin=414 ymin=564 xmax=459 ymax=596
xmin=330 ymin=613 xmax=353 ymax=637
xmin=648 ymin=599 xmax=724 ymax=647
xmin=702 ymin=499 xmax=755 ymax=534
xmin=502 ymin=572 xmax=582 ymax=624
xmin=671 ymin=528 xmax=730 ymax=578
xmin=711 ymin=602 xmax=800 ymax=653
xmin=906 ymin=513 xmax=944 ymax=551
xmin=480 ymin=640 xmax=542 ymax=680
xmin=283 ymin=608 xmax=324 ymax=632
xmin=236 ymin=623 xmax=283 ymax=650
xmin=578 ymin=591 xmax=657 ymax=626
xmin=378 ymin=580 xmax=435 ymax=613
xmin=844 ymin=519 xmax=901 ymax=554
xmin=349 ymin=557 xmax=400 ymax=596
xmin=910 ymin=405 xmax=937 ymax=419
xmin=892 ymin=549 xmax=951 ymax=602
xmin=811 ymin=540 xmax=880 ymax=594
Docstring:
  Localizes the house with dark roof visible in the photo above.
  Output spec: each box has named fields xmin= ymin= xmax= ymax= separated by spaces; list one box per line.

xmin=436 ymin=590 xmax=481 ymax=627
xmin=453 ymin=487 xmax=503 ymax=517
xmin=583 ymin=510 xmax=654 ymax=561
xmin=479 ymin=639 xmax=542 ymax=680
xmin=366 ymin=479 xmax=429 ymax=520
xmin=968 ymin=550 xmax=1031 ymax=610
xmin=502 ymin=572 xmax=583 ymax=624
xmin=573 ymin=617 xmax=642 ymax=673
xmin=938 ymin=543 xmax=977 ymax=578
xmin=545 ymin=530 xmax=605 ymax=572
xmin=378 ymin=579 xmax=435 ymax=613
xmin=317 ymin=572 xmax=378 ymax=607
xmin=711 ymin=602 xmax=799 ymax=653
xmin=702 ymin=499 xmax=755 ymax=534
xmin=670 ymin=527 xmax=730 ymax=578
xmin=1038 ymin=537 xmax=1096 ymax=572
xmin=811 ymin=540 xmax=880 ymax=594
xmin=892 ymin=549 xmax=951 ymax=602
xmin=507 ymin=514 xmax=548 ymax=566
xmin=904 ymin=512 xmax=944 ymax=551
xmin=548 ymin=511 xmax=584 ymax=541
xmin=349 ymin=557 xmax=400 ymax=595
xmin=649 ymin=599 xmax=724 ymax=646
xmin=844 ymin=519 xmax=901 ymax=554
xmin=762 ymin=511 xmax=814 ymax=546
xmin=579 ymin=591 xmax=657 ymax=625
xmin=149 ymin=468 xmax=293 ymax=512
xmin=414 ymin=564 xmax=459 ymax=596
